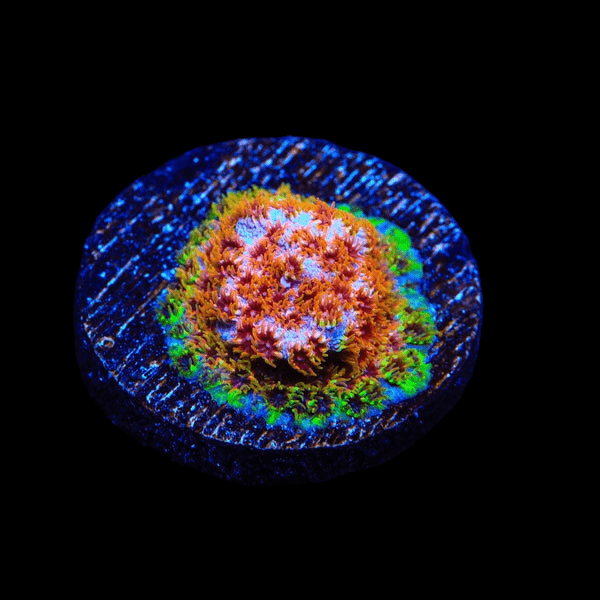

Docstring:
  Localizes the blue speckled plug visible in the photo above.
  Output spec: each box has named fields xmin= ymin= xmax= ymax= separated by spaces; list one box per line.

xmin=74 ymin=136 xmax=482 ymax=485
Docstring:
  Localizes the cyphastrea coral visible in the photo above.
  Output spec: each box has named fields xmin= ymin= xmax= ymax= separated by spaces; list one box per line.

xmin=158 ymin=184 xmax=436 ymax=429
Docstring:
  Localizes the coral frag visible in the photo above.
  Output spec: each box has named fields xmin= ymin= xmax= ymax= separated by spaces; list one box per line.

xmin=157 ymin=184 xmax=437 ymax=429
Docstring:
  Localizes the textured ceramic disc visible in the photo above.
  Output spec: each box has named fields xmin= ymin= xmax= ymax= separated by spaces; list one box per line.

xmin=74 ymin=136 xmax=483 ymax=484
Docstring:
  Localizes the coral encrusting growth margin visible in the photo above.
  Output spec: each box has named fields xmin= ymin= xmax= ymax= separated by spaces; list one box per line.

xmin=157 ymin=184 xmax=436 ymax=429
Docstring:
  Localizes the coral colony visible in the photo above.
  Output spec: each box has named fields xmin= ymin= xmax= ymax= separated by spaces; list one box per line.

xmin=157 ymin=184 xmax=437 ymax=429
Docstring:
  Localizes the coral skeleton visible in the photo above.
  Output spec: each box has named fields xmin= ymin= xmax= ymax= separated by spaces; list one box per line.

xmin=158 ymin=184 xmax=437 ymax=428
